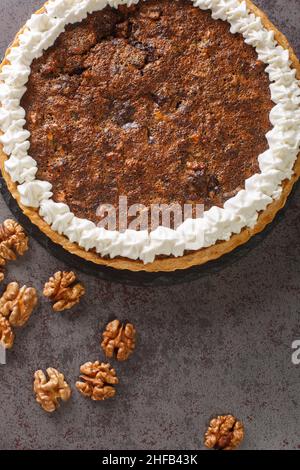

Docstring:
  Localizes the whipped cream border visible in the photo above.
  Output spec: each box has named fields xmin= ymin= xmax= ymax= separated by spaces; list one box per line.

xmin=0 ymin=0 xmax=300 ymax=264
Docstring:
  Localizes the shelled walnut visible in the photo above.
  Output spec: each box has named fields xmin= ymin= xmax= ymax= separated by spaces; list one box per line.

xmin=101 ymin=319 xmax=136 ymax=361
xmin=204 ymin=414 xmax=244 ymax=450
xmin=0 ymin=282 xmax=38 ymax=327
xmin=185 ymin=162 xmax=221 ymax=199
xmin=76 ymin=361 xmax=118 ymax=401
xmin=33 ymin=368 xmax=71 ymax=413
xmin=0 ymin=314 xmax=14 ymax=349
xmin=43 ymin=271 xmax=85 ymax=311
xmin=0 ymin=219 xmax=29 ymax=281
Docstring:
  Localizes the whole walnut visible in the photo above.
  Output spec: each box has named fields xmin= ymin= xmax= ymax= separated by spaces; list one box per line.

xmin=34 ymin=368 xmax=71 ymax=413
xmin=0 ymin=282 xmax=38 ymax=327
xmin=43 ymin=271 xmax=85 ymax=311
xmin=101 ymin=319 xmax=136 ymax=361
xmin=76 ymin=361 xmax=118 ymax=401
xmin=204 ymin=414 xmax=244 ymax=450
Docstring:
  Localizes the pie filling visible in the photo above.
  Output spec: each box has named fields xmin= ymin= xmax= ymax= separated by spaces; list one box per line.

xmin=1 ymin=0 xmax=300 ymax=264
xmin=22 ymin=0 xmax=273 ymax=226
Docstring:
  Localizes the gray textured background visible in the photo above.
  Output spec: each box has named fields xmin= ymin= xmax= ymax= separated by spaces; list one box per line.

xmin=0 ymin=0 xmax=300 ymax=451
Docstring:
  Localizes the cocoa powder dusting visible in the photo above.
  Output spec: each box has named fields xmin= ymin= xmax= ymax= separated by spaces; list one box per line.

xmin=22 ymin=0 xmax=273 ymax=227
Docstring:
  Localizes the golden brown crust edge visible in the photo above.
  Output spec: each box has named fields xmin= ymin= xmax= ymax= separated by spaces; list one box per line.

xmin=0 ymin=0 xmax=299 ymax=273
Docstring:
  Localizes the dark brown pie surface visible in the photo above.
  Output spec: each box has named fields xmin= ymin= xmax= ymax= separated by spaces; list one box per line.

xmin=21 ymin=0 xmax=273 ymax=226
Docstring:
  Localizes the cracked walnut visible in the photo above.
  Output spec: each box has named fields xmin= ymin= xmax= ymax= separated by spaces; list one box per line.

xmin=0 ymin=219 xmax=29 ymax=281
xmin=0 ymin=314 xmax=14 ymax=349
xmin=34 ymin=367 xmax=71 ymax=412
xmin=76 ymin=361 xmax=118 ymax=401
xmin=43 ymin=271 xmax=85 ymax=311
xmin=204 ymin=414 xmax=244 ymax=450
xmin=0 ymin=282 xmax=38 ymax=327
xmin=101 ymin=319 xmax=136 ymax=361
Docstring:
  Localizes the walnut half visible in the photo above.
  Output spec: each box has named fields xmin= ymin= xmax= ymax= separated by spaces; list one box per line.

xmin=0 ymin=219 xmax=29 ymax=282
xmin=33 ymin=368 xmax=71 ymax=413
xmin=43 ymin=271 xmax=85 ymax=312
xmin=76 ymin=361 xmax=118 ymax=401
xmin=204 ymin=414 xmax=244 ymax=450
xmin=101 ymin=319 xmax=136 ymax=361
xmin=0 ymin=282 xmax=38 ymax=327
xmin=0 ymin=315 xmax=14 ymax=349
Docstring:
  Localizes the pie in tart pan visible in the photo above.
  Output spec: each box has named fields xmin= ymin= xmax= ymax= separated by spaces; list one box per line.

xmin=0 ymin=0 xmax=299 ymax=273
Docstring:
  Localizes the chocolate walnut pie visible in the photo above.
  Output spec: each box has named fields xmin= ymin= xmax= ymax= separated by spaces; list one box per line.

xmin=0 ymin=0 xmax=299 ymax=271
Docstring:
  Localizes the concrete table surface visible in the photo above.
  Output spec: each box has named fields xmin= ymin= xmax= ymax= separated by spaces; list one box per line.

xmin=0 ymin=0 xmax=300 ymax=451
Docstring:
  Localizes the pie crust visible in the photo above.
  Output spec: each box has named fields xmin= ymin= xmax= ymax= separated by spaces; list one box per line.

xmin=0 ymin=0 xmax=299 ymax=273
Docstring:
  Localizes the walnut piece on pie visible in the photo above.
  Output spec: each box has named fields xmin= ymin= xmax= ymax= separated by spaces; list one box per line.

xmin=0 ymin=219 xmax=29 ymax=282
xmin=76 ymin=361 xmax=118 ymax=401
xmin=43 ymin=271 xmax=85 ymax=312
xmin=0 ymin=282 xmax=38 ymax=327
xmin=101 ymin=319 xmax=136 ymax=361
xmin=33 ymin=367 xmax=71 ymax=413
xmin=204 ymin=414 xmax=244 ymax=450
xmin=21 ymin=0 xmax=273 ymax=230
xmin=0 ymin=314 xmax=14 ymax=349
